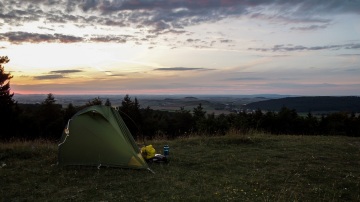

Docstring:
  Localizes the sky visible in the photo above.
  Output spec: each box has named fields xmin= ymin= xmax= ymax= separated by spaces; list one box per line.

xmin=1 ymin=0 xmax=360 ymax=96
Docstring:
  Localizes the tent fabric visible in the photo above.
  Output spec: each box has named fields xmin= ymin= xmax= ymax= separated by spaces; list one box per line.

xmin=58 ymin=105 xmax=148 ymax=169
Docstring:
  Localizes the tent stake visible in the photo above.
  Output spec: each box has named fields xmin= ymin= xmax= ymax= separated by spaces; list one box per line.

xmin=147 ymin=168 xmax=155 ymax=174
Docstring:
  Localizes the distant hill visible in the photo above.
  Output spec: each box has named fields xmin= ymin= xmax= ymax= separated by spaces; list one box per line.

xmin=244 ymin=96 xmax=360 ymax=113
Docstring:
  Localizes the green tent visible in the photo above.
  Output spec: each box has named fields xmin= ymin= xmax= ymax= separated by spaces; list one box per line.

xmin=58 ymin=105 xmax=148 ymax=170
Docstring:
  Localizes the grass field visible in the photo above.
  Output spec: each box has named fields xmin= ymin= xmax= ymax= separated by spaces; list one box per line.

xmin=1 ymin=133 xmax=360 ymax=201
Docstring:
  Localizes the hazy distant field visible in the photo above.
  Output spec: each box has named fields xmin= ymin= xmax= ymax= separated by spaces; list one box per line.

xmin=1 ymin=133 xmax=359 ymax=201
xmin=14 ymin=94 xmax=273 ymax=113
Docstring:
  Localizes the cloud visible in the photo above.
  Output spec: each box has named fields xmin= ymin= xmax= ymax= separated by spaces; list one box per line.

xmin=32 ymin=69 xmax=83 ymax=80
xmin=38 ymin=26 xmax=55 ymax=31
xmin=226 ymin=77 xmax=265 ymax=81
xmin=154 ymin=67 xmax=211 ymax=71
xmin=186 ymin=38 xmax=200 ymax=43
xmin=338 ymin=54 xmax=360 ymax=56
xmin=33 ymin=74 xmax=65 ymax=80
xmin=0 ymin=0 xmax=359 ymax=50
xmin=291 ymin=24 xmax=328 ymax=31
xmin=89 ymin=35 xmax=131 ymax=43
xmin=249 ymin=43 xmax=360 ymax=52
xmin=267 ymin=82 xmax=340 ymax=89
xmin=2 ymin=0 xmax=359 ymax=37
xmin=249 ymin=13 xmax=331 ymax=24
xmin=108 ymin=73 xmax=126 ymax=77
xmin=220 ymin=39 xmax=233 ymax=43
xmin=75 ymin=0 xmax=360 ymax=16
xmin=0 ymin=32 xmax=135 ymax=44
xmin=344 ymin=68 xmax=360 ymax=72
xmin=50 ymin=70 xmax=83 ymax=74
xmin=0 ymin=32 xmax=83 ymax=44
xmin=346 ymin=43 xmax=360 ymax=49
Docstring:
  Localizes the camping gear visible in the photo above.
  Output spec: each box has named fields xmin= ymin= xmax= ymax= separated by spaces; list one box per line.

xmin=150 ymin=154 xmax=168 ymax=163
xmin=163 ymin=145 xmax=169 ymax=157
xmin=141 ymin=145 xmax=168 ymax=163
xmin=141 ymin=145 xmax=156 ymax=160
xmin=58 ymin=105 xmax=149 ymax=170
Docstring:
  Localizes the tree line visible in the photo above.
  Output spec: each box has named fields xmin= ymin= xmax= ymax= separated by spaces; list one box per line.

xmin=2 ymin=93 xmax=360 ymax=141
xmin=1 ymin=56 xmax=360 ymax=140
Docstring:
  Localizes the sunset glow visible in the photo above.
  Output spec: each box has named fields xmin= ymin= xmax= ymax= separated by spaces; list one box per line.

xmin=1 ymin=0 xmax=360 ymax=95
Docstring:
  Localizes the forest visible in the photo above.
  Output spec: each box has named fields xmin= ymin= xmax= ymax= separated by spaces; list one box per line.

xmin=2 ymin=93 xmax=360 ymax=140
xmin=1 ymin=55 xmax=360 ymax=140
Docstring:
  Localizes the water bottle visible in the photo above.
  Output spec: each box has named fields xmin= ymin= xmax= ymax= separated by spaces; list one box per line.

xmin=163 ymin=145 xmax=169 ymax=157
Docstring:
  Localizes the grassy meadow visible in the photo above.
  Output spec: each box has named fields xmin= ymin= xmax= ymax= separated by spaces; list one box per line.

xmin=1 ymin=133 xmax=360 ymax=201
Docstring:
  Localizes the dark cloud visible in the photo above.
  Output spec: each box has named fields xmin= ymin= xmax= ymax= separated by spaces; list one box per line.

xmin=226 ymin=77 xmax=265 ymax=81
xmin=76 ymin=0 xmax=360 ymax=15
xmin=38 ymin=26 xmax=55 ymax=31
xmin=219 ymin=39 xmax=233 ymax=43
xmin=108 ymin=73 xmax=126 ymax=77
xmin=193 ymin=45 xmax=211 ymax=49
xmin=249 ymin=43 xmax=360 ymax=52
xmin=107 ymin=1 xmax=235 ymax=11
xmin=338 ymin=54 xmax=360 ymax=56
xmin=160 ymin=30 xmax=187 ymax=35
xmin=346 ymin=43 xmax=360 ymax=49
xmin=154 ymin=67 xmax=210 ymax=71
xmin=268 ymin=82 xmax=340 ymax=89
xmin=0 ymin=31 xmax=136 ymax=44
xmin=186 ymin=38 xmax=201 ymax=43
xmin=50 ymin=70 xmax=83 ymax=74
xmin=33 ymin=74 xmax=65 ymax=80
xmin=2 ymin=0 xmax=358 ymax=37
xmin=249 ymin=13 xmax=331 ymax=24
xmin=0 ymin=0 xmax=359 ymax=47
xmin=344 ymin=68 xmax=360 ymax=72
xmin=0 ymin=32 xmax=83 ymax=44
xmin=291 ymin=24 xmax=328 ymax=31
xmin=33 ymin=70 xmax=83 ymax=80
xmin=100 ymin=0 xmax=356 ymax=33
xmin=89 ymin=35 xmax=130 ymax=43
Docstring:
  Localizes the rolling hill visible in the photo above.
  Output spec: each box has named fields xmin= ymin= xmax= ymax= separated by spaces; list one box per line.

xmin=244 ymin=96 xmax=360 ymax=113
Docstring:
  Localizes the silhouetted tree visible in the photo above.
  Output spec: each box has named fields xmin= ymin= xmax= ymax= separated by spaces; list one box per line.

xmin=321 ymin=112 xmax=349 ymax=136
xmin=0 ymin=56 xmax=19 ymax=139
xmin=37 ymin=93 xmax=63 ymax=139
xmin=346 ymin=112 xmax=360 ymax=137
xmin=63 ymin=103 xmax=77 ymax=121
xmin=86 ymin=97 xmax=103 ymax=106
xmin=252 ymin=109 xmax=264 ymax=130
xmin=105 ymin=98 xmax=111 ymax=106
xmin=140 ymin=107 xmax=159 ymax=139
xmin=304 ymin=112 xmax=319 ymax=135
xmin=193 ymin=103 xmax=206 ymax=132
xmin=261 ymin=111 xmax=276 ymax=133
xmin=276 ymin=107 xmax=300 ymax=134
xmin=216 ymin=113 xmax=231 ymax=135
xmin=231 ymin=111 xmax=252 ymax=133
xmin=173 ymin=107 xmax=193 ymax=136
xmin=200 ymin=113 xmax=227 ymax=135
xmin=118 ymin=94 xmax=142 ymax=139
xmin=0 ymin=56 xmax=13 ymax=106
xmin=193 ymin=103 xmax=206 ymax=120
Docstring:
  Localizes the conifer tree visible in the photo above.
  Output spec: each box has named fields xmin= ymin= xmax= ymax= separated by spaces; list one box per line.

xmin=193 ymin=103 xmax=206 ymax=132
xmin=37 ymin=93 xmax=63 ymax=139
xmin=105 ymin=98 xmax=111 ymax=106
xmin=0 ymin=56 xmax=14 ymax=109
xmin=118 ymin=94 xmax=142 ymax=139
xmin=0 ymin=56 xmax=17 ymax=139
xmin=64 ymin=103 xmax=77 ymax=121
